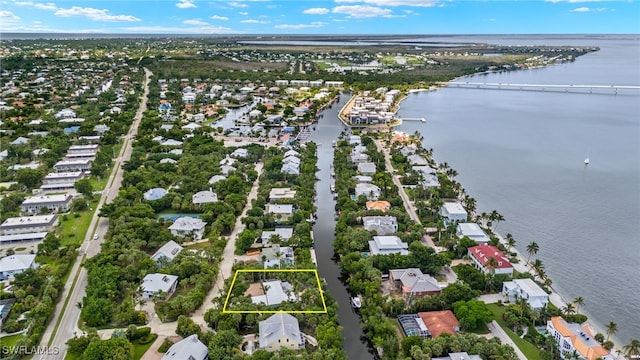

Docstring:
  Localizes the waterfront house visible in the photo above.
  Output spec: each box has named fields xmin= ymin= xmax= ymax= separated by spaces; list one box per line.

xmin=355 ymin=183 xmax=381 ymax=200
xmin=365 ymin=200 xmax=391 ymax=212
xmin=456 ymin=223 xmax=491 ymax=244
xmin=432 ymin=353 xmax=481 ymax=360
xmin=161 ymin=334 xmax=208 ymax=360
xmin=348 ymin=135 xmax=362 ymax=145
xmin=269 ymin=188 xmax=296 ymax=202
xmin=546 ymin=316 xmax=613 ymax=360
xmin=260 ymin=227 xmax=294 ymax=245
xmin=502 ymin=278 xmax=549 ymax=310
xmin=192 ymin=190 xmax=218 ymax=205
xmin=389 ymin=268 xmax=442 ymax=298
xmin=258 ymin=313 xmax=305 ymax=351
xmin=357 ymin=162 xmax=377 ymax=175
xmin=362 ymin=216 xmax=398 ymax=235
xmin=151 ymin=240 xmax=183 ymax=266
xmin=143 ymin=188 xmax=168 ymax=201
xmin=369 ymin=236 xmax=409 ymax=256
xmin=0 ymin=215 xmax=58 ymax=235
xmin=265 ymin=204 xmax=294 ymax=221
xmin=407 ymin=154 xmax=429 ymax=166
xmin=419 ymin=311 xmax=460 ymax=338
xmin=353 ymin=175 xmax=373 ymax=183
xmin=251 ymin=280 xmax=296 ymax=306
xmin=261 ymin=245 xmax=295 ymax=269
xmin=21 ymin=194 xmax=73 ymax=214
xmin=0 ymin=254 xmax=37 ymax=281
xmin=281 ymin=163 xmax=300 ymax=176
xmin=284 ymin=150 xmax=299 ymax=159
xmin=168 ymin=217 xmax=207 ymax=240
xmin=440 ymin=202 xmax=468 ymax=224
xmin=140 ymin=273 xmax=178 ymax=299
xmin=468 ymin=244 xmax=513 ymax=276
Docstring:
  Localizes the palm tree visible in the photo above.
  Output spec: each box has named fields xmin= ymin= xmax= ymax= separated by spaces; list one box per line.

xmin=605 ymin=321 xmax=618 ymax=341
xmin=526 ymin=241 xmax=539 ymax=265
xmin=623 ymin=339 xmax=640 ymax=359
xmin=531 ymin=259 xmax=546 ymax=280
xmin=505 ymin=233 xmax=516 ymax=255
xmin=573 ymin=297 xmax=584 ymax=314
xmin=562 ymin=303 xmax=576 ymax=315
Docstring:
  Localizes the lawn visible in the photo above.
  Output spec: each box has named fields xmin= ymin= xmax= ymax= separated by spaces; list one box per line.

xmin=58 ymin=198 xmax=100 ymax=248
xmin=132 ymin=334 xmax=158 ymax=360
xmin=487 ymin=303 xmax=541 ymax=360
xmin=1 ymin=333 xmax=26 ymax=347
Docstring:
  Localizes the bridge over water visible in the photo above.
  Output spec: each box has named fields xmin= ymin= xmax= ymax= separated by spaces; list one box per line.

xmin=437 ymin=82 xmax=640 ymax=94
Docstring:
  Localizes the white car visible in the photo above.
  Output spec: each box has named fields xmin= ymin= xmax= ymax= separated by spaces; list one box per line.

xmin=93 ymin=234 xmax=98 ymax=240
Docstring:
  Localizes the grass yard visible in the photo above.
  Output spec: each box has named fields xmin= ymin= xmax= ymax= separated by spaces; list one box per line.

xmin=132 ymin=334 xmax=158 ymax=360
xmin=1 ymin=333 xmax=26 ymax=347
xmin=487 ymin=303 xmax=541 ymax=360
xmin=58 ymin=198 xmax=100 ymax=248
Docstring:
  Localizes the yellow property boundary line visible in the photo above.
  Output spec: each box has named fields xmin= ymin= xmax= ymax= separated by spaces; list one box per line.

xmin=222 ymin=269 xmax=328 ymax=314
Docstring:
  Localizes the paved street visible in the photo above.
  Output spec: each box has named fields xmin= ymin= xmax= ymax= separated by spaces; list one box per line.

xmin=40 ymin=68 xmax=153 ymax=359
xmin=487 ymin=321 xmax=528 ymax=360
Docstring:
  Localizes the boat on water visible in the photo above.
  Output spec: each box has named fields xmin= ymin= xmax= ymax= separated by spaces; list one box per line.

xmin=584 ymin=157 xmax=590 ymax=165
xmin=350 ymin=295 xmax=362 ymax=309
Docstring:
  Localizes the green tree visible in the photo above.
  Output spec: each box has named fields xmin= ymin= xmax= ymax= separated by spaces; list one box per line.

xmin=623 ymin=339 xmax=640 ymax=359
xmin=573 ymin=297 xmax=584 ymax=314
xmin=16 ymin=168 xmax=44 ymax=189
xmin=176 ymin=315 xmax=201 ymax=338
xmin=526 ymin=241 xmax=539 ymax=265
xmin=82 ymin=338 xmax=133 ymax=360
xmin=605 ymin=321 xmax=618 ymax=341
xmin=452 ymin=299 xmax=493 ymax=330
xmin=75 ymin=178 xmax=94 ymax=199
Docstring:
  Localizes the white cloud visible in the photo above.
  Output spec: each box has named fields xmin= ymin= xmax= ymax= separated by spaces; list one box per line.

xmin=123 ymin=25 xmax=237 ymax=34
xmin=239 ymin=11 xmax=248 ymax=15
xmin=184 ymin=19 xmax=209 ymax=25
xmin=275 ymin=21 xmax=327 ymax=29
xmin=332 ymin=5 xmax=392 ymax=18
xmin=241 ymin=19 xmax=270 ymax=23
xmin=14 ymin=1 xmax=57 ymax=10
xmin=54 ymin=7 xmax=140 ymax=22
xmin=571 ymin=7 xmax=591 ymax=11
xmin=335 ymin=0 xmax=438 ymax=6
xmin=210 ymin=15 xmax=229 ymax=20
xmin=229 ymin=1 xmax=249 ymax=7
xmin=0 ymin=10 xmax=20 ymax=19
xmin=303 ymin=8 xmax=329 ymax=15
xmin=176 ymin=0 xmax=197 ymax=8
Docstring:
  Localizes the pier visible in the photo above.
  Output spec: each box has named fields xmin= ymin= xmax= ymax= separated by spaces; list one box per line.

xmin=398 ymin=117 xmax=426 ymax=122
xmin=438 ymin=82 xmax=640 ymax=94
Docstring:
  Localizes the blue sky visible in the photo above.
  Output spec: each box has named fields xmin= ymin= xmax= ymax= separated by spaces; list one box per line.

xmin=0 ymin=0 xmax=638 ymax=34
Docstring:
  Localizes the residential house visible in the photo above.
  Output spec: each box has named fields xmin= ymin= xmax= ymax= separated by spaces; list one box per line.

xmin=353 ymin=175 xmax=373 ymax=183
xmin=269 ymin=188 xmax=296 ymax=202
xmin=53 ymin=159 xmax=93 ymax=172
xmin=261 ymin=245 xmax=295 ymax=269
xmin=355 ymin=183 xmax=381 ymax=200
xmin=42 ymin=171 xmax=84 ymax=186
xmin=468 ymin=244 xmax=513 ymax=276
xmin=407 ymin=154 xmax=429 ymax=166
xmin=357 ymin=162 xmax=377 ymax=175
xmin=502 ymin=278 xmax=549 ymax=310
xmin=0 ymin=215 xmax=58 ymax=235
xmin=144 ymin=188 xmax=168 ymax=201
xmin=258 ymin=313 xmax=305 ymax=351
xmin=219 ymin=156 xmax=237 ymax=166
xmin=260 ymin=228 xmax=294 ymax=245
xmin=208 ymin=175 xmax=226 ymax=185
xmin=192 ymin=190 xmax=218 ymax=205
xmin=151 ymin=240 xmax=183 ymax=266
xmin=140 ymin=273 xmax=179 ymax=299
xmin=21 ymin=194 xmax=73 ymax=214
xmin=456 ymin=223 xmax=491 ymax=244
xmin=365 ymin=200 xmax=391 ymax=212
xmin=231 ymin=148 xmax=249 ymax=158
xmin=546 ymin=316 xmax=613 ymax=360
xmin=10 ymin=137 xmax=29 ymax=146
xmin=350 ymin=153 xmax=370 ymax=163
xmin=265 ymin=204 xmax=294 ymax=221
xmin=362 ymin=216 xmax=398 ymax=235
xmin=283 ymin=150 xmax=299 ymax=159
xmin=432 ymin=353 xmax=481 ymax=360
xmin=348 ymin=135 xmax=362 ymax=145
xmin=389 ymin=268 xmax=442 ymax=298
xmin=0 ymin=255 xmax=37 ymax=281
xmin=168 ymin=217 xmax=207 ymax=240
xmin=220 ymin=165 xmax=237 ymax=176
xmin=161 ymin=334 xmax=208 ymax=360
xmin=251 ymin=280 xmax=296 ymax=306
xmin=67 ymin=144 xmax=98 ymax=154
xmin=369 ymin=236 xmax=409 ymax=256
xmin=440 ymin=202 xmax=468 ymax=224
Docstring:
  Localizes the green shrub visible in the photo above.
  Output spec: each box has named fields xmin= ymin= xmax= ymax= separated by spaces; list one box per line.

xmin=137 ymin=333 xmax=157 ymax=345
xmin=158 ymin=338 xmax=174 ymax=353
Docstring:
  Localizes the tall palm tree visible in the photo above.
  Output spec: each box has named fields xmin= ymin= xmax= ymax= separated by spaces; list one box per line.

xmin=562 ymin=303 xmax=576 ymax=315
xmin=623 ymin=339 xmax=640 ymax=359
xmin=605 ymin=321 xmax=618 ymax=341
xmin=531 ymin=259 xmax=546 ymax=280
xmin=573 ymin=297 xmax=584 ymax=314
xmin=505 ymin=233 xmax=516 ymax=255
xmin=526 ymin=241 xmax=539 ymax=265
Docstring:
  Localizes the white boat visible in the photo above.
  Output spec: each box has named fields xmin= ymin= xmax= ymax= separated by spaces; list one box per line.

xmin=350 ymin=295 xmax=362 ymax=309
xmin=584 ymin=157 xmax=590 ymax=165
xmin=330 ymin=184 xmax=336 ymax=192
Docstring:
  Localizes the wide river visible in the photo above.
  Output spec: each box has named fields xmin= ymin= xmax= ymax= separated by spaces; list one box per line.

xmin=395 ymin=35 xmax=640 ymax=345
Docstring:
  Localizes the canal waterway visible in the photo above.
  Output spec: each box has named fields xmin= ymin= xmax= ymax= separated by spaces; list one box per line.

xmin=311 ymin=94 xmax=376 ymax=360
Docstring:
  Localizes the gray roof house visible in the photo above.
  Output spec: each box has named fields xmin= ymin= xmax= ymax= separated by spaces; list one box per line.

xmin=140 ymin=273 xmax=179 ymax=299
xmin=220 ymin=165 xmax=237 ymax=176
xmin=144 ymin=188 xmax=168 ymax=201
xmin=168 ymin=217 xmax=207 ymax=240
xmin=389 ymin=268 xmax=442 ymax=297
xmin=261 ymin=227 xmax=294 ymax=245
xmin=151 ymin=240 xmax=183 ymax=266
xmin=266 ymin=204 xmax=294 ymax=221
xmin=251 ymin=280 xmax=296 ymax=306
xmin=432 ymin=353 xmax=482 ymax=360
xmin=369 ymin=236 xmax=409 ymax=256
xmin=231 ymin=148 xmax=249 ymax=158
xmin=362 ymin=216 xmax=398 ymax=235
xmin=262 ymin=245 xmax=295 ymax=269
xmin=350 ymin=153 xmax=370 ymax=163
xmin=192 ymin=190 xmax=218 ymax=205
xmin=281 ymin=163 xmax=300 ymax=175
xmin=269 ymin=188 xmax=296 ymax=201
xmin=208 ymin=175 xmax=226 ymax=185
xmin=456 ymin=223 xmax=490 ymax=244
xmin=357 ymin=162 xmax=377 ymax=175
xmin=259 ymin=313 xmax=305 ymax=351
xmin=407 ymin=154 xmax=429 ymax=166
xmin=0 ymin=255 xmax=37 ymax=281
xmin=161 ymin=334 xmax=208 ymax=360
xmin=355 ymin=183 xmax=381 ymax=200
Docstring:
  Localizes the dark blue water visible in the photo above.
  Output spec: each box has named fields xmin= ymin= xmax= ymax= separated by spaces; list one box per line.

xmin=396 ymin=35 xmax=640 ymax=345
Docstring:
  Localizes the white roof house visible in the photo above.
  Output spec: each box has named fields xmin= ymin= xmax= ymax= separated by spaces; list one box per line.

xmin=369 ymin=236 xmax=409 ymax=256
xmin=440 ymin=202 xmax=468 ymax=223
xmin=160 ymin=158 xmax=177 ymax=164
xmin=407 ymin=154 xmax=429 ymax=166
xmin=456 ymin=223 xmax=490 ymax=244
xmin=281 ymin=163 xmax=300 ymax=175
xmin=262 ymin=245 xmax=295 ymax=269
xmin=168 ymin=217 xmax=207 ymax=240
xmin=219 ymin=156 xmax=237 ymax=166
xmin=251 ymin=280 xmax=296 ymax=306
xmin=21 ymin=194 xmax=73 ymax=214
xmin=54 ymin=159 xmax=92 ymax=172
xmin=161 ymin=334 xmax=208 ymax=360
xmin=220 ymin=165 xmax=237 ymax=176
xmin=362 ymin=216 xmax=398 ymax=236
xmin=259 ymin=313 xmax=305 ymax=351
xmin=140 ymin=273 xmax=179 ymax=299
xmin=208 ymin=175 xmax=226 ymax=184
xmin=0 ymin=255 xmax=37 ymax=281
xmin=144 ymin=188 xmax=168 ymax=201
xmin=0 ymin=215 xmax=59 ymax=236
xmin=266 ymin=204 xmax=294 ymax=220
xmin=502 ymin=278 xmax=549 ymax=310
xmin=261 ymin=228 xmax=294 ymax=245
xmin=357 ymin=162 xmax=377 ymax=175
xmin=11 ymin=137 xmax=30 ymax=146
xmin=151 ymin=240 xmax=183 ymax=265
xmin=269 ymin=188 xmax=296 ymax=201
xmin=283 ymin=150 xmax=299 ymax=158
xmin=231 ymin=148 xmax=249 ymax=158
xmin=192 ymin=190 xmax=218 ymax=205
xmin=355 ymin=183 xmax=381 ymax=200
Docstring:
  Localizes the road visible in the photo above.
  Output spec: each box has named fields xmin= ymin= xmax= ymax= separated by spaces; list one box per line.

xmin=486 ymin=321 xmax=528 ymax=360
xmin=40 ymin=68 xmax=153 ymax=359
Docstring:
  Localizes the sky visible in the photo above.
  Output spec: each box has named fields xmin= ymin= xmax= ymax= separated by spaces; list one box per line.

xmin=0 ymin=0 xmax=638 ymax=35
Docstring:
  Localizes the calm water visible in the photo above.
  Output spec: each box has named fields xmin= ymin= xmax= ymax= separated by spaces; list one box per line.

xmin=397 ymin=35 xmax=640 ymax=345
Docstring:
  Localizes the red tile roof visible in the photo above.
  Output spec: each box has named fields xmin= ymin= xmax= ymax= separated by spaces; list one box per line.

xmin=418 ymin=310 xmax=460 ymax=338
xmin=468 ymin=244 xmax=513 ymax=270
